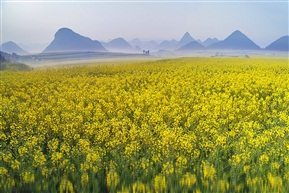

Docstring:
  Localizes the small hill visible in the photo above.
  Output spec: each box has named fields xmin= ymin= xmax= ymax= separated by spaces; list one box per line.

xmin=209 ymin=30 xmax=260 ymax=50
xmin=266 ymin=35 xmax=289 ymax=51
xmin=130 ymin=38 xmax=143 ymax=48
xmin=202 ymin=38 xmax=219 ymax=47
xmin=0 ymin=62 xmax=32 ymax=71
xmin=1 ymin=41 xmax=29 ymax=55
xmin=178 ymin=32 xmax=195 ymax=47
xmin=177 ymin=41 xmax=205 ymax=51
xmin=42 ymin=28 xmax=106 ymax=53
xmin=157 ymin=40 xmax=178 ymax=51
xmin=143 ymin=40 xmax=158 ymax=50
xmin=102 ymin=38 xmax=136 ymax=53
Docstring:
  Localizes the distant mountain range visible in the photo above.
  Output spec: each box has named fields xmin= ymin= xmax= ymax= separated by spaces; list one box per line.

xmin=1 ymin=41 xmax=29 ymax=55
xmin=177 ymin=41 xmax=205 ymax=51
xmin=157 ymin=39 xmax=178 ymax=51
xmin=266 ymin=35 xmax=289 ymax=51
xmin=208 ymin=30 xmax=260 ymax=50
xmin=42 ymin=28 xmax=106 ymax=53
xmin=129 ymin=39 xmax=160 ymax=50
xmin=178 ymin=32 xmax=195 ymax=47
xmin=130 ymin=38 xmax=142 ymax=48
xmin=202 ymin=38 xmax=219 ymax=47
xmin=2 ymin=28 xmax=288 ymax=54
xmin=102 ymin=38 xmax=136 ymax=53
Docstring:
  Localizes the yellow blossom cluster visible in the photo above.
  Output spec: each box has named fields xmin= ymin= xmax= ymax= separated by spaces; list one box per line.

xmin=0 ymin=57 xmax=289 ymax=192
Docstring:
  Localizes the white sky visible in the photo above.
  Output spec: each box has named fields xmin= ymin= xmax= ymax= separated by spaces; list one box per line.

xmin=1 ymin=0 xmax=288 ymax=50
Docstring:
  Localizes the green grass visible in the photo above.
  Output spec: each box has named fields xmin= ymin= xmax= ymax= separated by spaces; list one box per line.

xmin=0 ymin=62 xmax=33 ymax=71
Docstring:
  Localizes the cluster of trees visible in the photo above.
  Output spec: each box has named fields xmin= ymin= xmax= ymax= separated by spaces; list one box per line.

xmin=0 ymin=51 xmax=32 ymax=71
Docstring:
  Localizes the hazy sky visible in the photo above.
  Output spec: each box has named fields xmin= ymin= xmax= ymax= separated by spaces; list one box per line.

xmin=1 ymin=0 xmax=288 ymax=51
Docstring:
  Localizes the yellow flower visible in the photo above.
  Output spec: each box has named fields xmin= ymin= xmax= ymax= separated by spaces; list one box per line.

xmin=21 ymin=171 xmax=35 ymax=184
xmin=59 ymin=176 xmax=74 ymax=193
xmin=153 ymin=174 xmax=167 ymax=192
xmin=259 ymin=154 xmax=269 ymax=165
xmin=268 ymin=172 xmax=282 ymax=190
xmin=202 ymin=161 xmax=216 ymax=180
xmin=217 ymin=179 xmax=229 ymax=192
xmin=0 ymin=167 xmax=8 ymax=176
xmin=132 ymin=181 xmax=146 ymax=193
xmin=81 ymin=172 xmax=89 ymax=185
xmin=179 ymin=173 xmax=197 ymax=188
xmin=107 ymin=170 xmax=120 ymax=190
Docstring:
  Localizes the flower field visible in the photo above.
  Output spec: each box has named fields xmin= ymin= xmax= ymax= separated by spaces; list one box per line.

xmin=1 ymin=57 xmax=289 ymax=192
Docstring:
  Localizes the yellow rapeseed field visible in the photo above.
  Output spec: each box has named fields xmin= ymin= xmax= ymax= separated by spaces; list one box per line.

xmin=1 ymin=57 xmax=289 ymax=192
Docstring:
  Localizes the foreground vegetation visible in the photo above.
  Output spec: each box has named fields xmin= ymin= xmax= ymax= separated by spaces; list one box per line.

xmin=1 ymin=58 xmax=289 ymax=192
xmin=0 ymin=51 xmax=32 ymax=71
xmin=0 ymin=62 xmax=32 ymax=71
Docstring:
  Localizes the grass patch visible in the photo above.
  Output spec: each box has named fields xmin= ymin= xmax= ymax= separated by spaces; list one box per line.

xmin=0 ymin=62 xmax=33 ymax=71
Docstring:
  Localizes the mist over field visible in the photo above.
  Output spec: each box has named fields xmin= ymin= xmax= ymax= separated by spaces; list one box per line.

xmin=1 ymin=27 xmax=288 ymax=68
